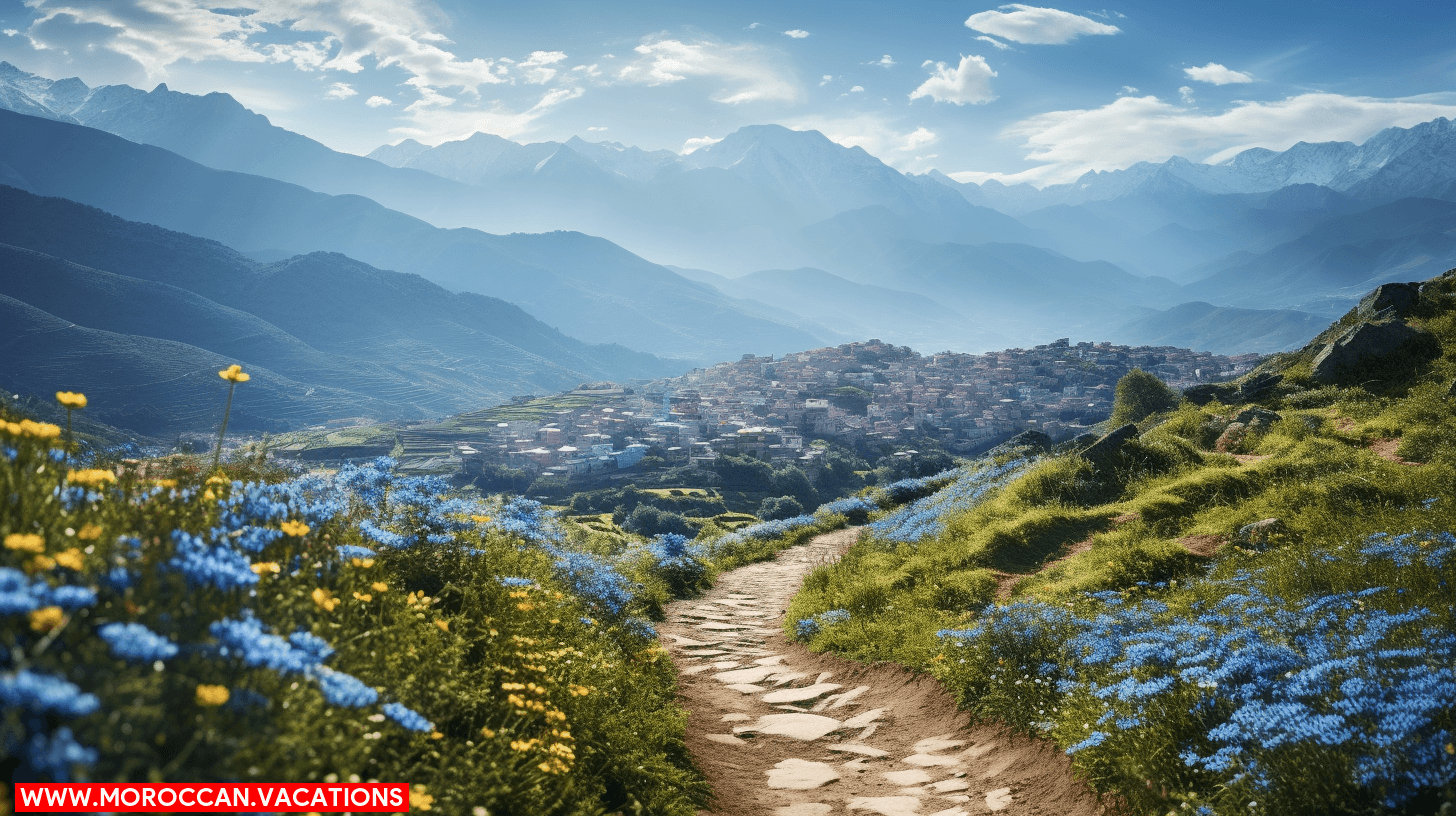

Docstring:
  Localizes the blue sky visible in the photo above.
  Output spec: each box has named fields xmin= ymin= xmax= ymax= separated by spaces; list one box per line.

xmin=2 ymin=0 xmax=1454 ymax=184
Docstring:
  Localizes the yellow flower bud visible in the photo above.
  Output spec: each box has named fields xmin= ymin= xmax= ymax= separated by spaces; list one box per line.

xmin=195 ymin=685 xmax=230 ymax=707
xmin=54 ymin=391 xmax=87 ymax=409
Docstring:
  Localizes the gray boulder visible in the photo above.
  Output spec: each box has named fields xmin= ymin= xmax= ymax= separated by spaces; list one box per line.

xmin=1357 ymin=282 xmax=1420 ymax=320
xmin=1310 ymin=320 xmax=1424 ymax=383
xmin=1232 ymin=407 xmax=1281 ymax=429
xmin=1078 ymin=423 xmax=1139 ymax=468
xmin=1235 ymin=518 xmax=1293 ymax=548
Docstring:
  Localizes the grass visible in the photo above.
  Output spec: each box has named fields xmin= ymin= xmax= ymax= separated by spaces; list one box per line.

xmin=0 ymin=411 xmax=712 ymax=814
xmin=783 ymin=271 xmax=1456 ymax=814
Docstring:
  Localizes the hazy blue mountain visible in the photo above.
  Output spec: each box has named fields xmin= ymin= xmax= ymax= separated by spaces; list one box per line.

xmin=0 ymin=185 xmax=685 ymax=429
xmin=933 ymin=117 xmax=1456 ymax=216
xmin=1113 ymin=301 xmax=1329 ymax=354
xmin=1183 ymin=197 xmax=1456 ymax=313
xmin=0 ymin=110 xmax=826 ymax=362
xmin=0 ymin=294 xmax=403 ymax=434
xmin=723 ymin=267 xmax=1011 ymax=352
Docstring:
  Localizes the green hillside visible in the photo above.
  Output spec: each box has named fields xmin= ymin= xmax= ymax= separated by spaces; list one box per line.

xmin=787 ymin=270 xmax=1456 ymax=814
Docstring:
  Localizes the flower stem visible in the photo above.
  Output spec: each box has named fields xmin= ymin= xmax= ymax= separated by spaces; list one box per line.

xmin=64 ymin=407 xmax=73 ymax=457
xmin=213 ymin=382 xmax=236 ymax=473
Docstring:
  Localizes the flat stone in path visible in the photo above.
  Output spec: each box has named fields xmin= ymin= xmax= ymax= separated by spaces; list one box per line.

xmin=703 ymin=734 xmax=747 ymax=746
xmin=842 ymin=708 xmax=884 ymax=728
xmin=734 ymin=713 xmax=842 ymax=741
xmin=827 ymin=743 xmax=890 ymax=757
xmin=986 ymin=787 xmax=1014 ymax=811
xmin=847 ymin=796 xmax=924 ymax=816
xmin=716 ymin=665 xmax=784 ymax=684
xmin=929 ymin=778 xmax=970 ymax=793
xmin=902 ymin=753 xmax=963 ymax=768
xmin=882 ymin=768 xmax=933 ymax=785
xmin=765 ymin=758 xmax=841 ymax=789
xmin=913 ymin=737 xmax=965 ymax=753
xmin=726 ymin=683 xmax=770 ymax=694
xmin=828 ymin=685 xmax=872 ymax=708
xmin=761 ymin=682 xmax=842 ymax=703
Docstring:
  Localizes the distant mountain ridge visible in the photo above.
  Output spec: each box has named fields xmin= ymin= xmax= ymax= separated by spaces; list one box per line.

xmin=0 ymin=184 xmax=684 ymax=432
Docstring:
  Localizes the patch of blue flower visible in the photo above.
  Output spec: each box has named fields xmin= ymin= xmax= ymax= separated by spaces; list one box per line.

xmin=871 ymin=458 xmax=1032 ymax=544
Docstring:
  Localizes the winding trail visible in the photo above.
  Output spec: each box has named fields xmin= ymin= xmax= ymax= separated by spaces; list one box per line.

xmin=664 ymin=528 xmax=1102 ymax=816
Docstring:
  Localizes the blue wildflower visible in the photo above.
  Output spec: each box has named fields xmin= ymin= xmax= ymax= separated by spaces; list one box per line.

xmin=97 ymin=622 xmax=178 ymax=663
xmin=382 ymin=701 xmax=432 ymax=732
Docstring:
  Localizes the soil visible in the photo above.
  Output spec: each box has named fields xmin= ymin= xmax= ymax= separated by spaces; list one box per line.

xmin=666 ymin=528 xmax=1105 ymax=816
xmin=1369 ymin=438 xmax=1420 ymax=466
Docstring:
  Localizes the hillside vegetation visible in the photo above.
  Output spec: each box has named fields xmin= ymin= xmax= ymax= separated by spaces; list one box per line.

xmin=787 ymin=270 xmax=1456 ymax=814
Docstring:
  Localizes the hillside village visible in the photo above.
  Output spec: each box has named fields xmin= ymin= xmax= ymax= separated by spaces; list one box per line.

xmin=423 ymin=338 xmax=1258 ymax=484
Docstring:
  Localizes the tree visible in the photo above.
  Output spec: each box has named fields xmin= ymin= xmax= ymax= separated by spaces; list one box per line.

xmin=623 ymin=505 xmax=695 ymax=537
xmin=757 ymin=495 xmax=804 ymax=521
xmin=770 ymin=465 xmax=818 ymax=510
xmin=1110 ymin=368 xmax=1181 ymax=426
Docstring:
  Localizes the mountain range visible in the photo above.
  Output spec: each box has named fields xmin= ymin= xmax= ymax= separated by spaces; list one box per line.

xmin=4 ymin=60 xmax=1456 ymax=435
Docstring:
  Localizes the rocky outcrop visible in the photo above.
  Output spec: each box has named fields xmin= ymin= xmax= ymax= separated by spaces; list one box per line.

xmin=1357 ymin=282 xmax=1420 ymax=321
xmin=1077 ymin=424 xmax=1138 ymax=468
xmin=1235 ymin=518 xmax=1294 ymax=548
xmin=1310 ymin=319 xmax=1427 ymax=382
xmin=1184 ymin=372 xmax=1283 ymax=406
xmin=991 ymin=429 xmax=1052 ymax=456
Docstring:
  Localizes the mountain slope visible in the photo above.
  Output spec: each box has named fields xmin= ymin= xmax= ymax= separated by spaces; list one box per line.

xmin=1113 ymin=301 xmax=1329 ymax=354
xmin=0 ymin=185 xmax=688 ymax=427
xmin=0 ymin=109 xmax=825 ymax=361
xmin=0 ymin=294 xmax=398 ymax=434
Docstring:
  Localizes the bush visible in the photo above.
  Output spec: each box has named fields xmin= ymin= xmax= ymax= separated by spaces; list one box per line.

xmin=758 ymin=495 xmax=804 ymax=521
xmin=622 ymin=505 xmax=695 ymax=537
xmin=1110 ymin=368 xmax=1181 ymax=426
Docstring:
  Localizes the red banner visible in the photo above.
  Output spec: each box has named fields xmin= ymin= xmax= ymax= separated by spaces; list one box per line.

xmin=13 ymin=783 xmax=409 ymax=812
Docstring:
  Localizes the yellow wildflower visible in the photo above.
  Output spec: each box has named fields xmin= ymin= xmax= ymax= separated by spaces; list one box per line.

xmin=409 ymin=785 xmax=433 ymax=812
xmin=195 ymin=685 xmax=230 ymax=707
xmin=67 ymin=469 xmax=117 ymax=487
xmin=569 ymin=685 xmax=591 ymax=697
xmin=251 ymin=562 xmax=281 ymax=576
xmin=4 ymin=533 xmax=45 ymax=553
xmin=17 ymin=420 xmax=61 ymax=439
xmin=353 ymin=592 xmax=373 ymax=602
xmin=218 ymin=364 xmax=250 ymax=383
xmin=29 ymin=606 xmax=65 ymax=633
xmin=430 ymin=731 xmax=444 ymax=740
xmin=55 ymin=391 xmax=87 ymax=409
xmin=311 ymin=587 xmax=340 ymax=612
xmin=470 ymin=514 xmax=492 ymax=524
xmin=480 ymin=726 xmax=496 ymax=738
xmin=517 ymin=602 xmax=535 ymax=611
xmin=351 ymin=557 xmax=375 ymax=568
xmin=76 ymin=524 xmax=103 ymax=541
xmin=27 ymin=554 xmax=56 ymax=572
xmin=53 ymin=548 xmax=84 ymax=571
xmin=205 ymin=475 xmax=229 ymax=486
xmin=434 ymin=619 xmax=450 ymax=633
xmin=151 ymin=478 xmax=178 ymax=488
xmin=280 ymin=520 xmax=310 ymax=537
xmin=371 ymin=581 xmax=388 ymax=592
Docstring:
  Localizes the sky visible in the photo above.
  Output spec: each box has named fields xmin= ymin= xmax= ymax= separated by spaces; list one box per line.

xmin=1 ymin=0 xmax=1454 ymax=185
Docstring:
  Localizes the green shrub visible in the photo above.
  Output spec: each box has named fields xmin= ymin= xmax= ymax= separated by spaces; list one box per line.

xmin=1109 ymin=368 xmax=1181 ymax=426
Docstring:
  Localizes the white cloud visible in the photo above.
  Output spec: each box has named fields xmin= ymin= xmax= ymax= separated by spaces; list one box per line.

xmin=21 ymin=0 xmax=509 ymax=92
xmin=519 ymin=50 xmax=567 ymax=84
xmin=571 ymin=63 xmax=602 ymax=79
xmin=850 ymin=85 xmax=864 ymax=92
xmin=680 ymin=135 xmax=722 ymax=154
xmin=820 ymin=74 xmax=834 ymax=86
xmin=392 ymin=85 xmax=584 ymax=143
xmin=365 ymin=95 xmax=392 ymax=107
xmin=784 ymin=29 xmax=809 ymax=38
xmin=587 ymin=125 xmax=608 ymax=131
xmin=869 ymin=54 xmax=896 ymax=67
xmin=3 ymin=29 xmax=18 ymax=36
xmin=898 ymin=126 xmax=937 ymax=151
xmin=960 ymin=91 xmax=1456 ymax=186
xmin=619 ymin=37 xmax=800 ymax=104
xmin=909 ymin=55 xmax=996 ymax=105
xmin=964 ymin=4 xmax=1120 ymax=45
xmin=748 ymin=22 xmax=763 ymax=29
xmin=975 ymin=35 xmax=1012 ymax=50
xmin=1184 ymin=62 xmax=1254 ymax=85
xmin=1179 ymin=85 xmax=1195 ymax=104
xmin=324 ymin=81 xmax=357 ymax=99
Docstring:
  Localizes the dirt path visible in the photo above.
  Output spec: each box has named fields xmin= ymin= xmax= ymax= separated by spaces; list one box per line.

xmin=664 ymin=528 xmax=1103 ymax=816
